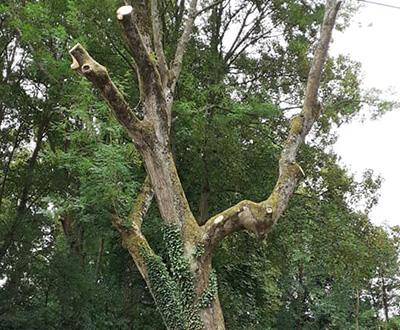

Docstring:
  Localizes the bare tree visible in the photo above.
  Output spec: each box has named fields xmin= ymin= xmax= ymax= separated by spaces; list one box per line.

xmin=69 ymin=0 xmax=341 ymax=328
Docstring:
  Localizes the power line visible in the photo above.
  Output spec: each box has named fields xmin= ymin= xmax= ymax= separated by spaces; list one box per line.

xmin=358 ymin=0 xmax=400 ymax=10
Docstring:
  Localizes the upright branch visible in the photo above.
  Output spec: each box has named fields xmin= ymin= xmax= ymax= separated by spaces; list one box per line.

xmin=280 ymin=0 xmax=342 ymax=168
xmin=128 ymin=176 xmax=154 ymax=228
xmin=150 ymin=0 xmax=169 ymax=86
xmin=170 ymin=0 xmax=198 ymax=93
xmin=110 ymin=211 xmax=156 ymax=295
xmin=201 ymin=0 xmax=342 ymax=253
xmin=123 ymin=0 xmax=152 ymax=51
xmin=116 ymin=5 xmax=169 ymax=140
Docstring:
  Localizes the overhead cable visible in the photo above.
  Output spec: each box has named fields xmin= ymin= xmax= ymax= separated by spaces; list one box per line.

xmin=358 ymin=0 xmax=400 ymax=10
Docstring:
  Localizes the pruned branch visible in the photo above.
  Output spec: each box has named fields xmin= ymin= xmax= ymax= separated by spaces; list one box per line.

xmin=201 ymin=0 xmax=341 ymax=251
xmin=116 ymin=5 xmax=159 ymax=86
xmin=122 ymin=0 xmax=153 ymax=51
xmin=201 ymin=200 xmax=274 ymax=252
xmin=116 ymin=5 xmax=169 ymax=136
xmin=69 ymin=43 xmax=142 ymax=140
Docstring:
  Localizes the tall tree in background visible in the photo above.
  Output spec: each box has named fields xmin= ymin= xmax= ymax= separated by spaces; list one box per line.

xmin=68 ymin=0 xmax=341 ymax=328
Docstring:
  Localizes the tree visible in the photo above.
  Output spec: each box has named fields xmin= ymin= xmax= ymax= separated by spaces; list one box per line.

xmin=67 ymin=0 xmax=341 ymax=328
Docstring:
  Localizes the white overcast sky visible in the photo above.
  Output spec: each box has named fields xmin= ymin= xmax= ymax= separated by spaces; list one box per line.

xmin=331 ymin=0 xmax=400 ymax=227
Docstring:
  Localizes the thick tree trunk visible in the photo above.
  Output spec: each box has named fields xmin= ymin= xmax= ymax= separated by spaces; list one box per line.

xmin=194 ymin=256 xmax=225 ymax=329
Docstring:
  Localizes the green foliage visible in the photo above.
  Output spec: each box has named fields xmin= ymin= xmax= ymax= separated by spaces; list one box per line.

xmin=141 ymin=225 xmax=205 ymax=330
xmin=141 ymin=252 xmax=187 ymax=330
xmin=197 ymin=270 xmax=218 ymax=309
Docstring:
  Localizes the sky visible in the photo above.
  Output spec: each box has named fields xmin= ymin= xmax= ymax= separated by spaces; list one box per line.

xmin=331 ymin=0 xmax=400 ymax=227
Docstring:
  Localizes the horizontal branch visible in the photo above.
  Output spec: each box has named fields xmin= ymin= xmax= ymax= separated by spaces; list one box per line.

xmin=201 ymin=200 xmax=275 ymax=252
xmin=69 ymin=43 xmax=143 ymax=141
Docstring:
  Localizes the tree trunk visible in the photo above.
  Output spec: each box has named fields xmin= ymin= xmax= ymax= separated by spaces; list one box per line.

xmin=60 ymin=211 xmax=85 ymax=263
xmin=195 ymin=256 xmax=225 ymax=329
xmin=355 ymin=289 xmax=360 ymax=330
xmin=0 ymin=122 xmax=23 ymax=210
xmin=95 ymin=237 xmax=105 ymax=279
xmin=295 ymin=264 xmax=304 ymax=330
xmin=380 ymin=270 xmax=390 ymax=323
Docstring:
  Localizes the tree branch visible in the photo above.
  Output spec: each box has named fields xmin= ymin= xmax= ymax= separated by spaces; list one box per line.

xmin=122 ymin=0 xmax=153 ymax=51
xmin=224 ymin=4 xmax=256 ymax=63
xmin=116 ymin=5 xmax=160 ymax=87
xmin=201 ymin=0 xmax=341 ymax=251
xmin=170 ymin=0 xmax=198 ymax=92
xmin=196 ymin=0 xmax=225 ymax=17
xmin=128 ymin=176 xmax=154 ymax=228
xmin=110 ymin=212 xmax=154 ymax=288
xmin=150 ymin=0 xmax=169 ymax=86
xmin=69 ymin=43 xmax=143 ymax=141
xmin=280 ymin=0 xmax=341 ymax=168
xmin=116 ymin=5 xmax=169 ymax=136
xmin=92 ymin=18 xmax=137 ymax=75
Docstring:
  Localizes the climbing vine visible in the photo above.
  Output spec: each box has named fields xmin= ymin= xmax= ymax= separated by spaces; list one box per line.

xmin=197 ymin=270 xmax=218 ymax=309
xmin=141 ymin=252 xmax=185 ymax=329
xmin=141 ymin=225 xmax=206 ymax=329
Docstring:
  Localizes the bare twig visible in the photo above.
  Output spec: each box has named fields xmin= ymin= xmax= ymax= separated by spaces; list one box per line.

xmin=196 ymin=0 xmax=225 ymax=17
